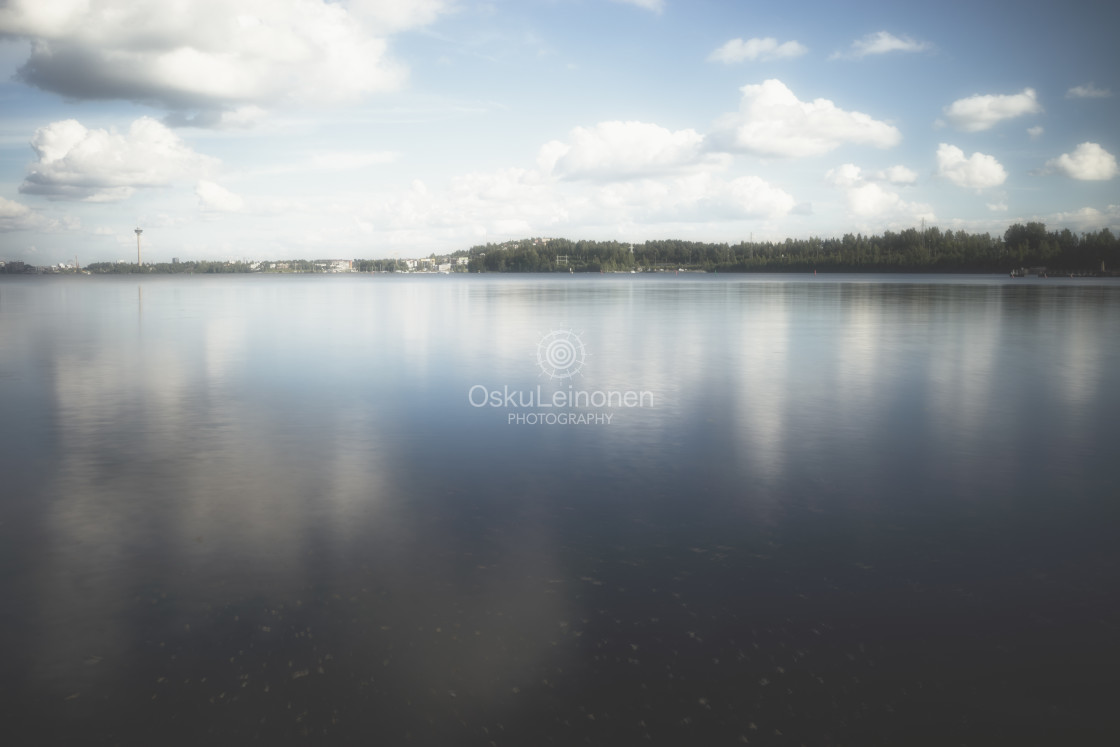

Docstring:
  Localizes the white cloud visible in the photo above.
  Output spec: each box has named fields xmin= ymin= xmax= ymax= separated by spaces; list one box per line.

xmin=711 ymin=79 xmax=901 ymax=157
xmin=608 ymin=0 xmax=665 ymax=13
xmin=347 ymin=0 xmax=449 ymax=33
xmin=1045 ymin=142 xmax=1118 ymax=181
xmin=825 ymin=163 xmax=864 ymax=189
xmin=707 ymin=38 xmax=807 ymax=64
xmin=0 ymin=0 xmax=450 ymax=118
xmin=987 ymin=202 xmax=1008 ymax=212
xmin=220 ymin=106 xmax=270 ymax=129
xmin=877 ymin=165 xmax=918 ymax=184
xmin=832 ymin=31 xmax=931 ymax=59
xmin=196 ymin=181 xmax=245 ymax=212
xmin=825 ymin=163 xmax=931 ymax=221
xmin=1047 ymin=205 xmax=1120 ymax=232
xmin=539 ymin=121 xmax=729 ymax=181
xmin=360 ymin=163 xmax=795 ymax=248
xmin=844 ymin=182 xmax=912 ymax=217
xmin=721 ymin=175 xmax=796 ymax=218
xmin=1027 ymin=126 xmax=1044 ymax=140
xmin=942 ymin=88 xmax=1042 ymax=132
xmin=0 ymin=196 xmax=51 ymax=231
xmin=592 ymin=173 xmax=795 ymax=221
xmin=1066 ymin=83 xmax=1112 ymax=99
xmin=20 ymin=117 xmax=219 ymax=201
xmin=936 ymin=143 xmax=1007 ymax=189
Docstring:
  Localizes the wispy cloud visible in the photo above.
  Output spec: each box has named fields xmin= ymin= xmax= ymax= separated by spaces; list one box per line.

xmin=831 ymin=31 xmax=931 ymax=60
xmin=609 ymin=0 xmax=665 ymax=13
xmin=708 ymin=38 xmax=807 ymax=64
xmin=1066 ymin=83 xmax=1112 ymax=99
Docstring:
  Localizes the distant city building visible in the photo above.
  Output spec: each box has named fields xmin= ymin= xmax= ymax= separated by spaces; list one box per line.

xmin=438 ymin=262 xmax=451 ymax=273
xmin=172 ymin=257 xmax=179 ymax=264
xmin=455 ymin=256 xmax=469 ymax=266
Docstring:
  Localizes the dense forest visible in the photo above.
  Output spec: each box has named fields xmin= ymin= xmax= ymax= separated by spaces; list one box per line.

xmin=465 ymin=223 xmax=1120 ymax=274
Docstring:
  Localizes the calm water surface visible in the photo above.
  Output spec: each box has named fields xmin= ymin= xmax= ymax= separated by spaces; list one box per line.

xmin=1 ymin=274 xmax=1119 ymax=745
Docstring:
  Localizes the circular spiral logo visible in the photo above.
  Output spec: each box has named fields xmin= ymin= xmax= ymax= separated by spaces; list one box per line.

xmin=537 ymin=330 xmax=588 ymax=379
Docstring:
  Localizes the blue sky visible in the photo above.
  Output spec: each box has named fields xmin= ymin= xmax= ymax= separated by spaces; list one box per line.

xmin=1 ymin=0 xmax=1117 ymax=263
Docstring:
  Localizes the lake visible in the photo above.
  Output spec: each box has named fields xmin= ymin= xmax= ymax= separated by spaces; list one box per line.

xmin=1 ymin=273 xmax=1118 ymax=745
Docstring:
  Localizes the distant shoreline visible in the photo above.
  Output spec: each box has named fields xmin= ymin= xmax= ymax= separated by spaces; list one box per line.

xmin=3 ymin=221 xmax=1117 ymax=277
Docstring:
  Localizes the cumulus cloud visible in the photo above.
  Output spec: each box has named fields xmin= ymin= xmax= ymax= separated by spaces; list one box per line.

xmin=708 ymin=38 xmax=808 ymax=64
xmin=825 ymin=163 xmax=931 ymax=220
xmin=825 ymin=163 xmax=864 ymax=189
xmin=356 ymin=113 xmax=799 ymax=241
xmin=196 ymin=181 xmax=245 ymax=212
xmin=877 ymin=165 xmax=918 ymax=184
xmin=942 ymin=88 xmax=1042 ymax=132
xmin=1027 ymin=126 xmax=1044 ymax=140
xmin=1066 ymin=83 xmax=1112 ymax=99
xmin=1045 ymin=142 xmax=1118 ymax=181
xmin=831 ymin=31 xmax=931 ymax=59
xmin=844 ymin=182 xmax=916 ymax=217
xmin=0 ymin=196 xmax=52 ymax=231
xmin=20 ymin=117 xmax=219 ymax=201
xmin=538 ymin=121 xmax=729 ymax=181
xmin=608 ymin=0 xmax=665 ymax=12
xmin=936 ymin=143 xmax=1007 ymax=189
xmin=0 ymin=0 xmax=450 ymax=119
xmin=1047 ymin=205 xmax=1120 ymax=232
xmin=361 ymin=165 xmax=795 ymax=247
xmin=710 ymin=79 xmax=901 ymax=157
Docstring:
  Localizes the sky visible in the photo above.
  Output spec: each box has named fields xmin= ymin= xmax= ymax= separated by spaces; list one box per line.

xmin=0 ymin=0 xmax=1118 ymax=264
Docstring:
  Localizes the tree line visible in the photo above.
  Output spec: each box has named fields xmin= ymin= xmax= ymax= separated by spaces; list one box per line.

xmin=464 ymin=223 xmax=1119 ymax=274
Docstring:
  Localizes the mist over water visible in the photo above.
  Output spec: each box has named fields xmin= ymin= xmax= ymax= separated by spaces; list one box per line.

xmin=2 ymin=274 xmax=1119 ymax=745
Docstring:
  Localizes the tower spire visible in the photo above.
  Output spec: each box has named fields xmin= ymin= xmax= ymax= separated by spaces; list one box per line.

xmin=135 ymin=227 xmax=143 ymax=266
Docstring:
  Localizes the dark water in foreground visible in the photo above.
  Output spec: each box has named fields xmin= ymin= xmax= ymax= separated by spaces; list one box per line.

xmin=1 ymin=274 xmax=1119 ymax=746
